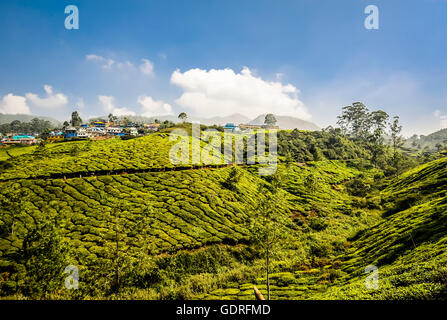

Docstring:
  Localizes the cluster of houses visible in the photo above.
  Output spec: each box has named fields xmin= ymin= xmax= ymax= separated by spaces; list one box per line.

xmin=222 ymin=123 xmax=280 ymax=132
xmin=0 ymin=120 xmax=161 ymax=145
xmin=46 ymin=120 xmax=161 ymax=143
xmin=0 ymin=120 xmax=279 ymax=146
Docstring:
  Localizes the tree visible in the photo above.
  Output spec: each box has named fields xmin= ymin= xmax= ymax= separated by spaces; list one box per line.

xmin=249 ymin=172 xmax=290 ymax=300
xmin=0 ymin=190 xmax=69 ymax=298
xmin=17 ymin=222 xmax=69 ymax=298
xmin=336 ymin=102 xmax=370 ymax=139
xmin=390 ymin=116 xmax=404 ymax=174
xmin=264 ymin=114 xmax=277 ymax=126
xmin=70 ymin=111 xmax=82 ymax=127
xmin=63 ymin=121 xmax=70 ymax=129
xmin=178 ymin=112 xmax=187 ymax=122
xmin=10 ymin=120 xmax=21 ymax=133
xmin=108 ymin=113 xmax=117 ymax=123
xmin=369 ymin=110 xmax=389 ymax=143
xmin=367 ymin=110 xmax=389 ymax=165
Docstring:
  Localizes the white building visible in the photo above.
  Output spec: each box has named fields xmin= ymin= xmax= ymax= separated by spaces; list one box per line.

xmin=128 ymin=127 xmax=138 ymax=136
xmin=106 ymin=127 xmax=123 ymax=135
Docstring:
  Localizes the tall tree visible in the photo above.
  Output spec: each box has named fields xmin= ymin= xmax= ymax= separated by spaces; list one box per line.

xmin=336 ymin=102 xmax=370 ymax=139
xmin=178 ymin=112 xmax=187 ymax=122
xmin=108 ymin=113 xmax=117 ymax=123
xmin=264 ymin=114 xmax=277 ymax=126
xmin=390 ymin=116 xmax=404 ymax=173
xmin=367 ymin=110 xmax=390 ymax=165
xmin=70 ymin=111 xmax=82 ymax=127
xmin=250 ymin=172 xmax=290 ymax=300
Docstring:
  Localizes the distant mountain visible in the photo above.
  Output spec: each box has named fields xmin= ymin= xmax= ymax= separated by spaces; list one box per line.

xmin=404 ymin=128 xmax=447 ymax=151
xmin=0 ymin=113 xmax=60 ymax=126
xmin=89 ymin=113 xmax=251 ymax=126
xmin=89 ymin=113 xmax=320 ymax=130
xmin=90 ymin=115 xmax=179 ymax=124
xmin=191 ymin=113 xmax=251 ymax=126
xmin=248 ymin=114 xmax=320 ymax=131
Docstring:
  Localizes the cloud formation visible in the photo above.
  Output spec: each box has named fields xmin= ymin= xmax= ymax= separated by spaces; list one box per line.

xmin=98 ymin=95 xmax=136 ymax=116
xmin=25 ymin=85 xmax=68 ymax=109
xmin=86 ymin=54 xmax=154 ymax=75
xmin=139 ymin=59 xmax=154 ymax=75
xmin=86 ymin=54 xmax=115 ymax=69
xmin=138 ymin=95 xmax=172 ymax=117
xmin=0 ymin=93 xmax=31 ymax=114
xmin=170 ymin=67 xmax=310 ymax=120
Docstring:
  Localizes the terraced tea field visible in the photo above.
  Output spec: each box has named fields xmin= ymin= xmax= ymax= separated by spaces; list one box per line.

xmin=0 ymin=134 xmax=445 ymax=300
xmin=204 ymin=157 xmax=447 ymax=300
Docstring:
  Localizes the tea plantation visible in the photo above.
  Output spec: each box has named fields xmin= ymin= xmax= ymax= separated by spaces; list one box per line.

xmin=201 ymin=157 xmax=447 ymax=299
xmin=0 ymin=135 xmax=445 ymax=299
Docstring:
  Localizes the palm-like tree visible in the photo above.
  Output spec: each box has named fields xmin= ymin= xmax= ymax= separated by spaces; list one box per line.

xmin=178 ymin=112 xmax=187 ymax=122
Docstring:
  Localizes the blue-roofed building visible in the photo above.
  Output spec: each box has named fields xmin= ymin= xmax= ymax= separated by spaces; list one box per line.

xmin=2 ymin=135 xmax=38 ymax=145
xmin=64 ymin=127 xmax=78 ymax=139
xmin=223 ymin=123 xmax=240 ymax=132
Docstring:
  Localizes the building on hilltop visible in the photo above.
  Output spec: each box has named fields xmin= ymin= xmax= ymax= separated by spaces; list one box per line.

xmin=239 ymin=124 xmax=280 ymax=131
xmin=64 ymin=127 xmax=78 ymax=139
xmin=223 ymin=123 xmax=241 ymax=132
xmin=106 ymin=127 xmax=123 ymax=135
xmin=144 ymin=123 xmax=160 ymax=131
xmin=1 ymin=135 xmax=38 ymax=145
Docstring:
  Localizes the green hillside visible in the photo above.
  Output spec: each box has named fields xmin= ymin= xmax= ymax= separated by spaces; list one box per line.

xmin=204 ymin=157 xmax=447 ymax=300
xmin=317 ymin=157 xmax=447 ymax=299
xmin=0 ymin=133 xmax=445 ymax=300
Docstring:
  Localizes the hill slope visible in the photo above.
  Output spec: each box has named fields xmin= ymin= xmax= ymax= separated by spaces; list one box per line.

xmin=200 ymin=157 xmax=447 ymax=299
xmin=0 ymin=113 xmax=60 ymax=126
xmin=0 ymin=131 xmax=445 ymax=299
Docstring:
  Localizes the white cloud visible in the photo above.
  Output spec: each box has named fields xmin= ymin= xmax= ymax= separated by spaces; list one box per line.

xmin=87 ymin=54 xmax=154 ymax=75
xmin=170 ymin=67 xmax=310 ymax=119
xmin=86 ymin=54 xmax=115 ymax=69
xmin=0 ymin=93 xmax=31 ymax=114
xmin=139 ymin=59 xmax=154 ymax=75
xmin=98 ymin=95 xmax=136 ymax=116
xmin=138 ymin=95 xmax=172 ymax=117
xmin=116 ymin=61 xmax=134 ymax=69
xmin=25 ymin=85 xmax=68 ymax=109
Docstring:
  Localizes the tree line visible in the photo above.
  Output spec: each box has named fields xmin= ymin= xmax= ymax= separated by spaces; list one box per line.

xmin=0 ymin=118 xmax=54 ymax=136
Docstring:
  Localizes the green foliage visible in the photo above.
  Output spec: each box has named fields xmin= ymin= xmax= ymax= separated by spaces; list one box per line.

xmin=0 ymin=118 xmax=53 ymax=136
xmin=70 ymin=111 xmax=82 ymax=127
xmin=0 ymin=123 xmax=445 ymax=300
xmin=277 ymin=129 xmax=370 ymax=162
xmin=264 ymin=114 xmax=277 ymax=126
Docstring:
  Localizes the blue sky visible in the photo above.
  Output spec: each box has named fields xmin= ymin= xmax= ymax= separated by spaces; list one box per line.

xmin=1 ymin=0 xmax=446 ymax=135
